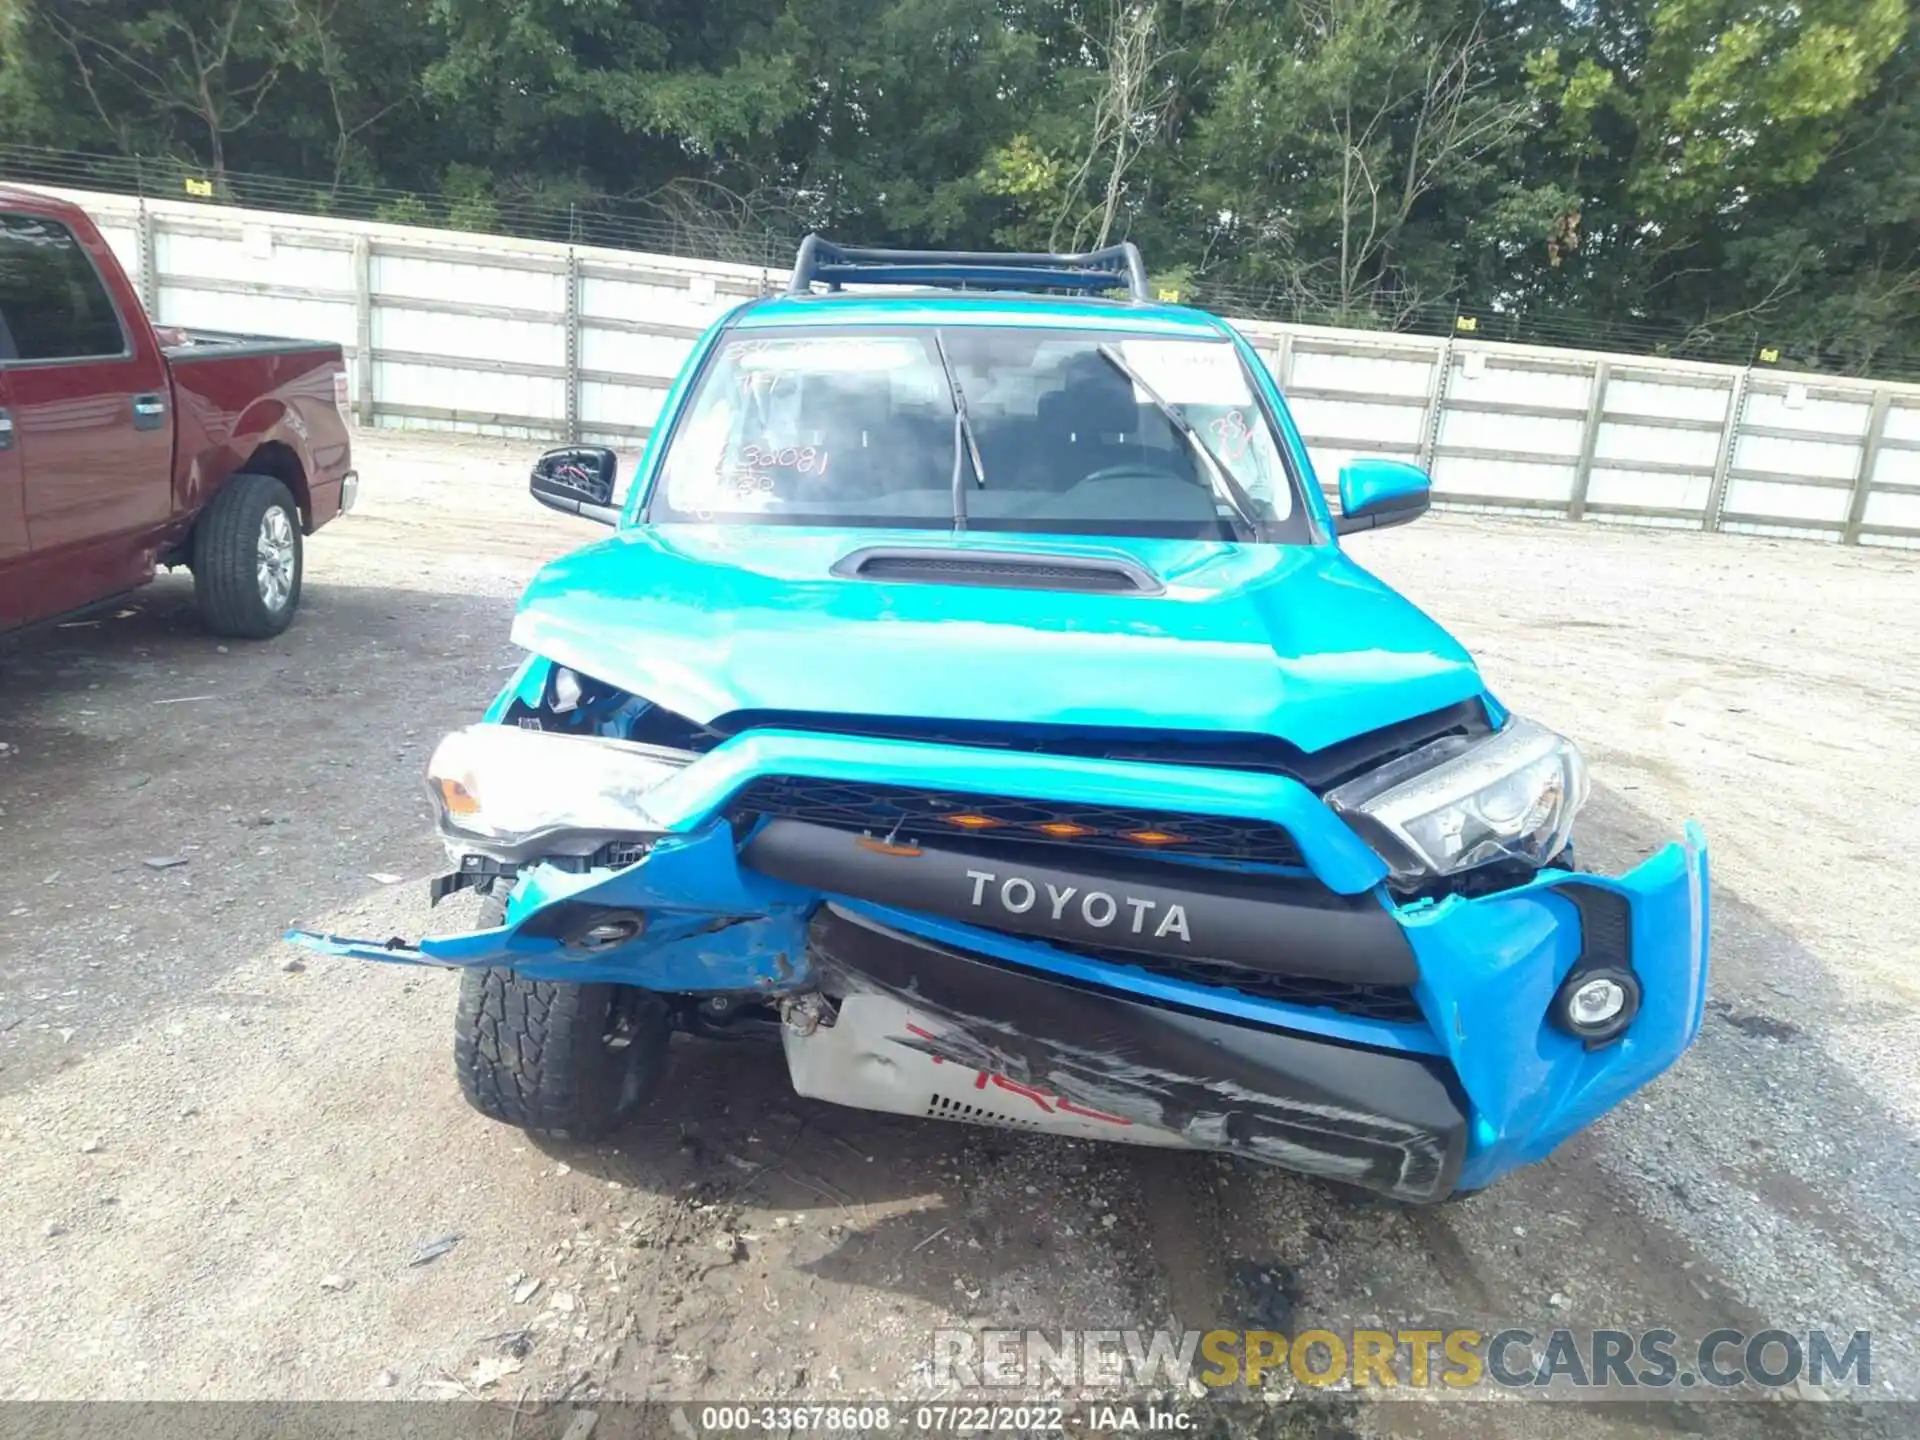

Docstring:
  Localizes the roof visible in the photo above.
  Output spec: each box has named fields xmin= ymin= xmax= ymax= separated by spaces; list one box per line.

xmin=0 ymin=184 xmax=71 ymax=211
xmin=733 ymin=289 xmax=1233 ymax=337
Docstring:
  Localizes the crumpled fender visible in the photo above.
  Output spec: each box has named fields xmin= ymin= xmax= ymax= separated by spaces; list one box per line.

xmin=289 ymin=823 xmax=817 ymax=992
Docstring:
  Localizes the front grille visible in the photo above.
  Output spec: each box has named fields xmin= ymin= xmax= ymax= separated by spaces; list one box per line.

xmin=726 ymin=776 xmax=1305 ymax=868
xmin=1047 ymin=939 xmax=1424 ymax=1024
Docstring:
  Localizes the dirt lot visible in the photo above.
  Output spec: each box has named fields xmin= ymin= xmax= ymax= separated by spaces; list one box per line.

xmin=1 ymin=430 xmax=1917 ymax=1434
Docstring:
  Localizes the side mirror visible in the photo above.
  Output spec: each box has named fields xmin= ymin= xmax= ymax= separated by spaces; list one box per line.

xmin=531 ymin=447 xmax=620 ymax=525
xmin=1336 ymin=458 xmax=1431 ymax=535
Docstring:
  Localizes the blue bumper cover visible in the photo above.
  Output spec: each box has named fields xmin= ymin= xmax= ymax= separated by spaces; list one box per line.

xmin=291 ymin=729 xmax=1710 ymax=1193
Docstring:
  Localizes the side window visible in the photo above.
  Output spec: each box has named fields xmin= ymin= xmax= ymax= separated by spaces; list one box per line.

xmin=0 ymin=212 xmax=127 ymax=363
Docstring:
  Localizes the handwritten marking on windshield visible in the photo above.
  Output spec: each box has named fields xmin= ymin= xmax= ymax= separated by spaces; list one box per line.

xmin=692 ymin=439 xmax=836 ymax=509
xmin=721 ymin=471 xmax=776 ymax=501
xmin=739 ymin=442 xmax=829 ymax=474
xmin=1209 ymin=409 xmax=1253 ymax=462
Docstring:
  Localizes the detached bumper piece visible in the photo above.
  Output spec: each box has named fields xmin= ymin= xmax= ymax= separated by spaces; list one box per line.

xmin=793 ymin=904 xmax=1468 ymax=1202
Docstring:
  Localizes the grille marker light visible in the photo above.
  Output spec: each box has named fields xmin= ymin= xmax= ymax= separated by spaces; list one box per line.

xmin=944 ymin=814 xmax=1003 ymax=830
xmin=1035 ymin=821 xmax=1095 ymax=838
xmin=856 ymin=835 xmax=924 ymax=857
xmin=1123 ymin=829 xmax=1185 ymax=845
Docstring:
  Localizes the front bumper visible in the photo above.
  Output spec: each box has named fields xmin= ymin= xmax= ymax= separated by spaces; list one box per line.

xmin=290 ymin=726 xmax=1710 ymax=1198
xmin=800 ymin=903 xmax=1471 ymax=1199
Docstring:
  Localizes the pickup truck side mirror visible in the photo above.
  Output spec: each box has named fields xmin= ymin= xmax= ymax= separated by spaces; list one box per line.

xmin=531 ymin=447 xmax=621 ymax=525
xmin=1335 ymin=458 xmax=1431 ymax=535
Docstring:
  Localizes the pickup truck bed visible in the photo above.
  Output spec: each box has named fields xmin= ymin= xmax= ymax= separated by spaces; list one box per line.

xmin=0 ymin=187 xmax=354 ymax=638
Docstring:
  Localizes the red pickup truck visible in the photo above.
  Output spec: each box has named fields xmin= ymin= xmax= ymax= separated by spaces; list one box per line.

xmin=0 ymin=187 xmax=354 ymax=639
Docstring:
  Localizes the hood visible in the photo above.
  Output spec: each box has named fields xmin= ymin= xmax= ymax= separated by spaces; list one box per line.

xmin=511 ymin=527 xmax=1484 ymax=755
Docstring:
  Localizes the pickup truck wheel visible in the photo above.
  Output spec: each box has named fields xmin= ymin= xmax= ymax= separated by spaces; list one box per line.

xmin=455 ymin=969 xmax=670 ymax=1140
xmin=452 ymin=890 xmax=670 ymax=1139
xmin=191 ymin=472 xmax=303 ymax=638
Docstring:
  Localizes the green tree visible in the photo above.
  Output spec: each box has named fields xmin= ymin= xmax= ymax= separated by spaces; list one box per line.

xmin=1522 ymin=0 xmax=1910 ymax=351
xmin=277 ymin=0 xmax=437 ymax=194
xmin=33 ymin=0 xmax=303 ymax=184
xmin=777 ymin=0 xmax=1057 ymax=243
xmin=0 ymin=0 xmax=1914 ymax=376
xmin=418 ymin=0 xmax=810 ymax=191
xmin=1173 ymin=0 xmax=1537 ymax=323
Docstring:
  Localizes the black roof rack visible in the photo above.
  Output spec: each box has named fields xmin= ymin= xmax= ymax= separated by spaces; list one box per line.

xmin=786 ymin=234 xmax=1151 ymax=302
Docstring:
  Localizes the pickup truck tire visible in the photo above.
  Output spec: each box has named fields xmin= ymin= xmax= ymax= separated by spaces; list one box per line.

xmin=453 ymin=889 xmax=670 ymax=1139
xmin=191 ymin=473 xmax=303 ymax=638
xmin=455 ymin=969 xmax=671 ymax=1139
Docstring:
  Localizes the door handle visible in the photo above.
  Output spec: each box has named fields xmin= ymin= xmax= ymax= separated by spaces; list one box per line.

xmin=0 ymin=408 xmax=12 ymax=451
xmin=132 ymin=393 xmax=167 ymax=431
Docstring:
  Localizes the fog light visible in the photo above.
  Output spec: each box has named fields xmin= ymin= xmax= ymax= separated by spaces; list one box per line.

xmin=1570 ymin=977 xmax=1626 ymax=1025
xmin=1551 ymin=965 xmax=1640 ymax=1045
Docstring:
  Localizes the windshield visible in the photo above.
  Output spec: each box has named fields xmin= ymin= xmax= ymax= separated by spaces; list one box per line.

xmin=646 ymin=326 xmax=1308 ymax=541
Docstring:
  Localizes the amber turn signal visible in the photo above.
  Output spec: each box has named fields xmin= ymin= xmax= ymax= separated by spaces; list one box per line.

xmin=437 ymin=777 xmax=481 ymax=816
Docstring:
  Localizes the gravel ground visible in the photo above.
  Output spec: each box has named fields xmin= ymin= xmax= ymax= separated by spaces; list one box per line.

xmin=1 ymin=429 xmax=1916 ymax=1435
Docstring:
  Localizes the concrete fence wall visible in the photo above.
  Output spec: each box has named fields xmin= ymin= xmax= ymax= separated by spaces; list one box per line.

xmin=45 ymin=184 xmax=1920 ymax=549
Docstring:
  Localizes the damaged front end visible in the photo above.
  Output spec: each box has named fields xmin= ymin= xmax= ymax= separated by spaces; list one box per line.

xmin=791 ymin=904 xmax=1469 ymax=1198
xmin=291 ymin=657 xmax=1710 ymax=1202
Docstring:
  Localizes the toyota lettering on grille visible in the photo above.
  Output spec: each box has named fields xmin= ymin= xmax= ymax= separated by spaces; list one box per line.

xmin=964 ymin=867 xmax=1190 ymax=943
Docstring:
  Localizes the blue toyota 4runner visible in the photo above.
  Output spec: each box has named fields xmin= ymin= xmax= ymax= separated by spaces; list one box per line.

xmin=295 ymin=240 xmax=1710 ymax=1202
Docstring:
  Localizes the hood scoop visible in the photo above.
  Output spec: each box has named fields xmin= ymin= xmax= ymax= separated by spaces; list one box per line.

xmin=830 ymin=545 xmax=1164 ymax=595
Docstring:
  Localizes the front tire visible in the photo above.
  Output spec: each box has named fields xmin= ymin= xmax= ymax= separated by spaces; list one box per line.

xmin=452 ymin=888 xmax=669 ymax=1139
xmin=454 ymin=969 xmax=670 ymax=1139
xmin=192 ymin=472 xmax=303 ymax=638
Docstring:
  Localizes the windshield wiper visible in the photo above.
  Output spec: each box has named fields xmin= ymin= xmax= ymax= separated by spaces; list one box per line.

xmin=1094 ymin=343 xmax=1262 ymax=542
xmin=934 ymin=331 xmax=987 ymax=532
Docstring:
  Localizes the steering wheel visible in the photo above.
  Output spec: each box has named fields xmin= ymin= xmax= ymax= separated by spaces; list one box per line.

xmin=1080 ymin=461 xmax=1206 ymax=490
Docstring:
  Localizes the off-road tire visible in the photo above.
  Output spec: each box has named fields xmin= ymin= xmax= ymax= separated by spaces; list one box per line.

xmin=452 ymin=892 xmax=670 ymax=1139
xmin=191 ymin=472 xmax=303 ymax=638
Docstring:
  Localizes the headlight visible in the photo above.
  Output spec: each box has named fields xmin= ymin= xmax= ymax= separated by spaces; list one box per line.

xmin=1326 ymin=716 xmax=1588 ymax=883
xmin=426 ymin=724 xmax=694 ymax=856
